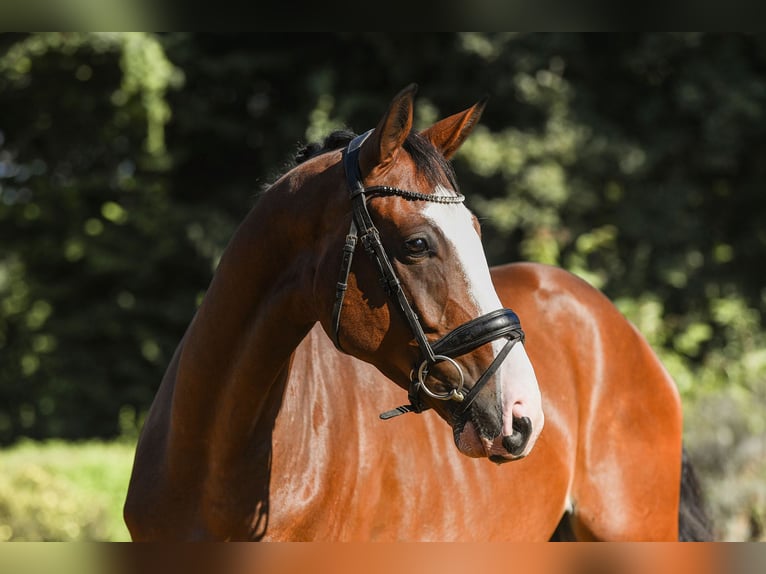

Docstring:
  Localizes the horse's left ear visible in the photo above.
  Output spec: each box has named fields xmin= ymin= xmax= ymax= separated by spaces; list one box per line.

xmin=420 ymin=97 xmax=488 ymax=159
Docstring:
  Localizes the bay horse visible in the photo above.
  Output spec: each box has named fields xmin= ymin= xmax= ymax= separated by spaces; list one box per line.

xmin=124 ymin=84 xmax=712 ymax=541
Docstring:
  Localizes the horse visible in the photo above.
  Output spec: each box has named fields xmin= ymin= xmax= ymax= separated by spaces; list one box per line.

xmin=123 ymin=84 xmax=712 ymax=541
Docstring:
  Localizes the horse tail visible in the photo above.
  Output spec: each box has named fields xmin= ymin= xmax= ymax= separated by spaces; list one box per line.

xmin=678 ymin=446 xmax=714 ymax=541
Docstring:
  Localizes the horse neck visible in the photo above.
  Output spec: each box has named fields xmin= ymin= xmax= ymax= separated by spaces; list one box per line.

xmin=168 ymin=174 xmax=332 ymax=468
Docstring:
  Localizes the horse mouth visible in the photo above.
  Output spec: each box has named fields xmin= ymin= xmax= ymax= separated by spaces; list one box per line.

xmin=452 ymin=408 xmax=531 ymax=463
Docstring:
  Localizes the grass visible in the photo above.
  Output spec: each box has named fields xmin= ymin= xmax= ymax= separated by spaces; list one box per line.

xmin=0 ymin=439 xmax=136 ymax=541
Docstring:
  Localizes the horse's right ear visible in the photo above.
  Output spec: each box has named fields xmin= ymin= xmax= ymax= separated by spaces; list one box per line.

xmin=358 ymin=84 xmax=417 ymax=178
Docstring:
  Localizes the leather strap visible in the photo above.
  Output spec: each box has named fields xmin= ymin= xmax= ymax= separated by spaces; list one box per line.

xmin=431 ymin=309 xmax=523 ymax=358
xmin=330 ymin=130 xmax=370 ymax=351
xmin=330 ymin=226 xmax=358 ymax=350
xmin=333 ymin=130 xmax=437 ymax=364
xmin=454 ymin=335 xmax=521 ymax=416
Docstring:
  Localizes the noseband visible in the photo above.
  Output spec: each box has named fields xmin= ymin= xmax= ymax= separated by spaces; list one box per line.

xmin=331 ymin=130 xmax=525 ymax=420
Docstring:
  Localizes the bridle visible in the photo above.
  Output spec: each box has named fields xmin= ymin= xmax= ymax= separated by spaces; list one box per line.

xmin=331 ymin=130 xmax=525 ymax=420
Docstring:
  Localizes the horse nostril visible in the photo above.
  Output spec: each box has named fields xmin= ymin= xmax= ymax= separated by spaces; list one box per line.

xmin=502 ymin=416 xmax=532 ymax=456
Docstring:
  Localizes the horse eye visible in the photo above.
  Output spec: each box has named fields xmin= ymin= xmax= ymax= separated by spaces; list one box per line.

xmin=405 ymin=237 xmax=429 ymax=256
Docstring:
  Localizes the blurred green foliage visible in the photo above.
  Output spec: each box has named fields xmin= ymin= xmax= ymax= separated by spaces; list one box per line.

xmin=0 ymin=33 xmax=764 ymax=540
xmin=0 ymin=439 xmax=134 ymax=541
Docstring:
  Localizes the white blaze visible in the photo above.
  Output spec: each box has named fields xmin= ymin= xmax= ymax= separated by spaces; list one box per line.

xmin=423 ymin=187 xmax=501 ymax=317
xmin=422 ymin=186 xmax=544 ymax=455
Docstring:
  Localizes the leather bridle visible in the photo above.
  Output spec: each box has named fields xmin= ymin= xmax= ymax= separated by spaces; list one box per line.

xmin=331 ymin=130 xmax=525 ymax=420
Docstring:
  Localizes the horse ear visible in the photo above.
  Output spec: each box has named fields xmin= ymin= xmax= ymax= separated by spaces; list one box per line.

xmin=358 ymin=83 xmax=417 ymax=177
xmin=420 ymin=96 xmax=488 ymax=159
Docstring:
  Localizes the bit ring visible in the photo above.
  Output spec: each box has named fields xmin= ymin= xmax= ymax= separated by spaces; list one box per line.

xmin=414 ymin=355 xmax=465 ymax=402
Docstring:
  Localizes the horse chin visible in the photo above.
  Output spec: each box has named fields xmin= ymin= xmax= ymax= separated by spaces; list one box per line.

xmin=453 ymin=419 xmax=527 ymax=463
xmin=453 ymin=419 xmax=486 ymax=458
xmin=453 ymin=420 xmax=519 ymax=462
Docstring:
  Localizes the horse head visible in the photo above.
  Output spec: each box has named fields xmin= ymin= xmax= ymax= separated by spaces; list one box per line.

xmin=306 ymin=84 xmax=544 ymax=463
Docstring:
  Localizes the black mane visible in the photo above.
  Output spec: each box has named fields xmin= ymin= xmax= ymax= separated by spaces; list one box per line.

xmin=295 ymin=129 xmax=459 ymax=192
xmin=295 ymin=129 xmax=356 ymax=164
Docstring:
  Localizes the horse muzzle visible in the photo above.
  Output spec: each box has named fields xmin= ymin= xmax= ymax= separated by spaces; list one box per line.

xmin=452 ymin=340 xmax=544 ymax=463
xmin=454 ymin=414 xmax=535 ymax=463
